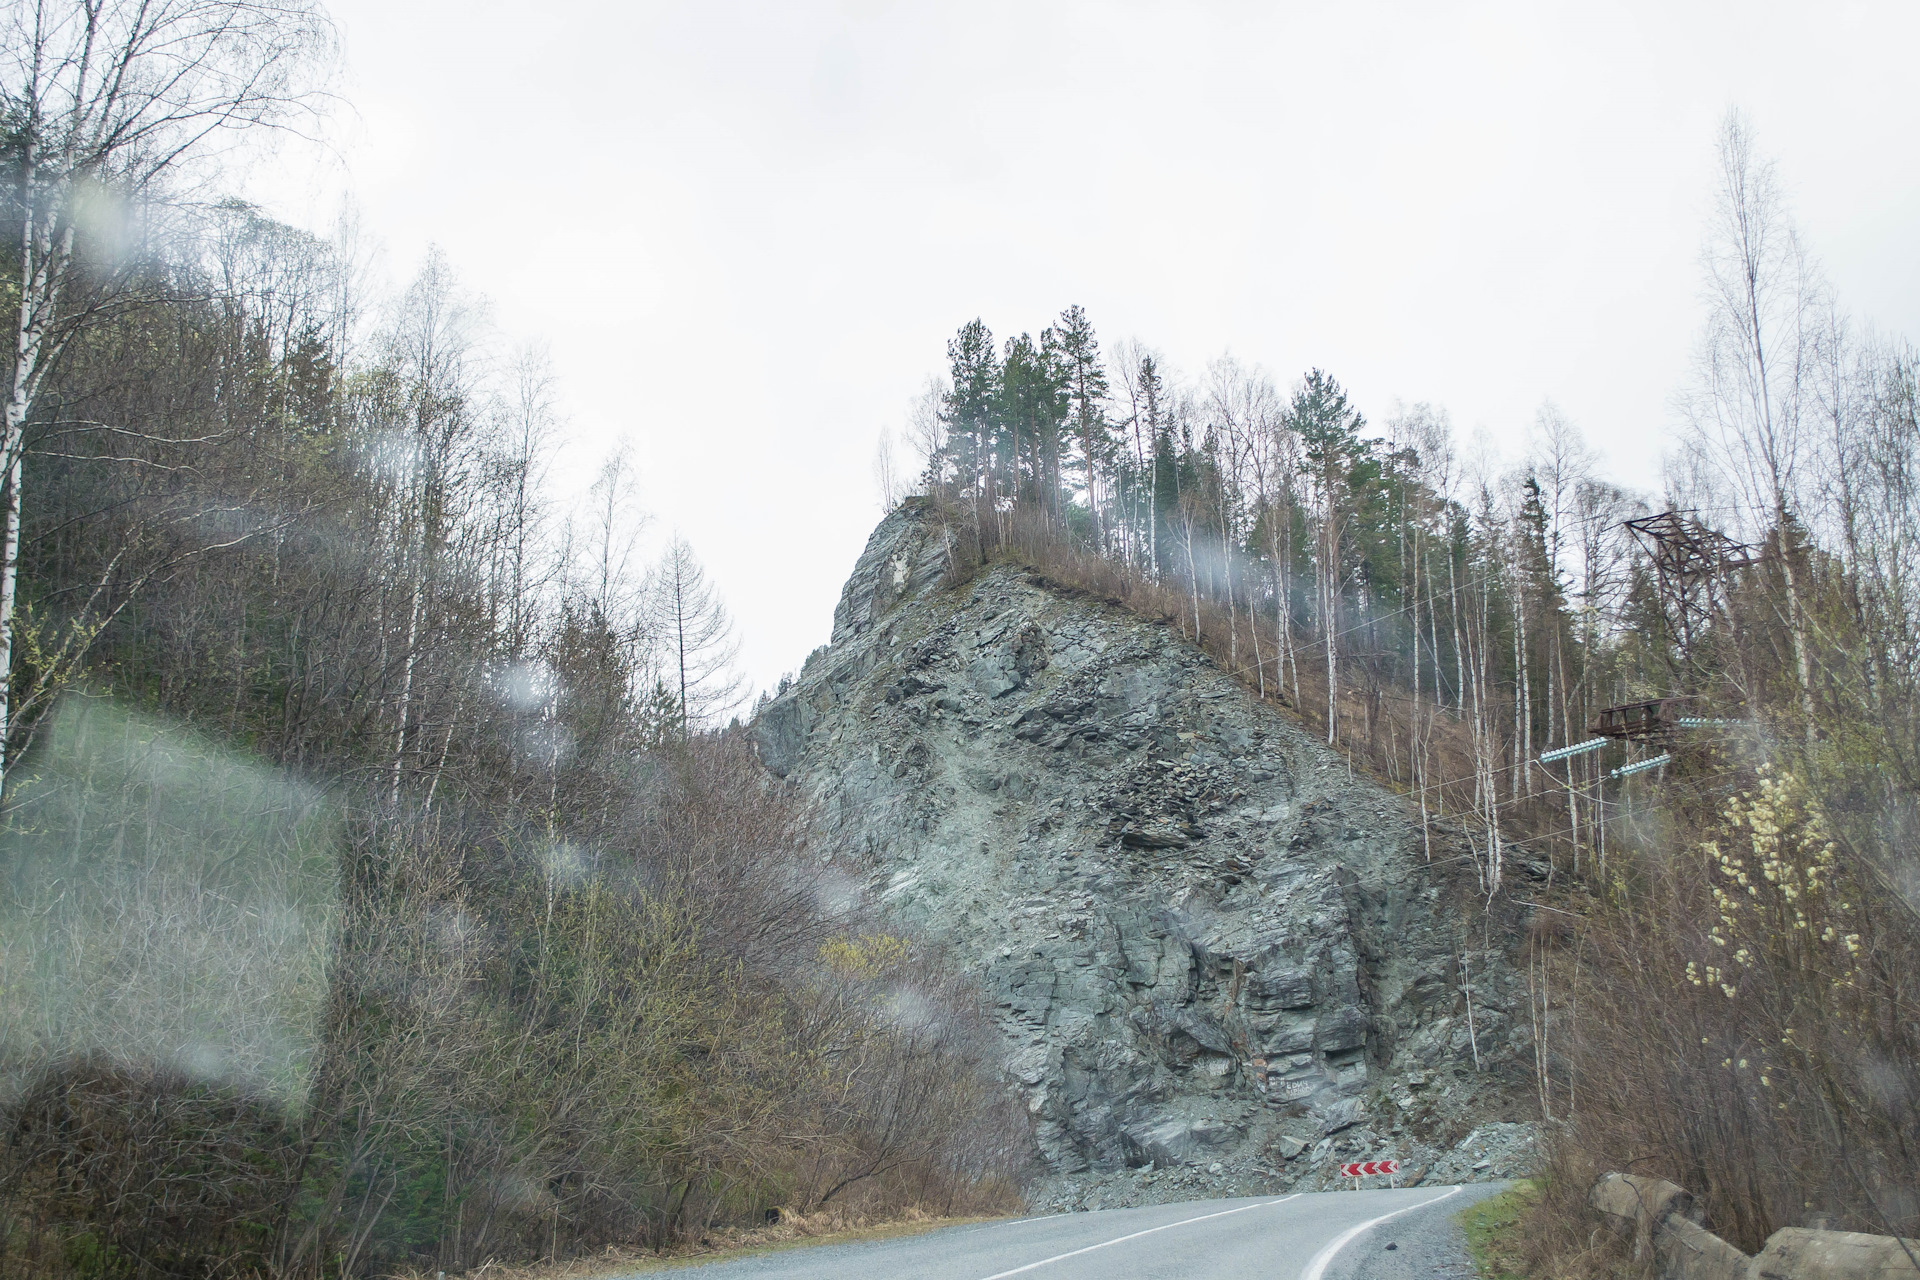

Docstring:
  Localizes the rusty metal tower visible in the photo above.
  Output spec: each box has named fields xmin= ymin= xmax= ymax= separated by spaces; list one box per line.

xmin=1624 ymin=510 xmax=1771 ymax=647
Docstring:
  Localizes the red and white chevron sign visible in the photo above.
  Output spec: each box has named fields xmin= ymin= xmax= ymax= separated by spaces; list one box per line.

xmin=1339 ymin=1159 xmax=1399 ymax=1177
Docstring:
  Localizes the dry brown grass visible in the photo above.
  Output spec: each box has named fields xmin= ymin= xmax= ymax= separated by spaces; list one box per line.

xmin=1501 ymin=1140 xmax=1644 ymax=1280
xmin=388 ymin=1204 xmax=1018 ymax=1280
xmin=953 ymin=499 xmax=1568 ymax=875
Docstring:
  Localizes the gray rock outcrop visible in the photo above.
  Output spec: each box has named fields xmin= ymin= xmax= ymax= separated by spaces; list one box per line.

xmin=756 ymin=500 xmax=1533 ymax=1207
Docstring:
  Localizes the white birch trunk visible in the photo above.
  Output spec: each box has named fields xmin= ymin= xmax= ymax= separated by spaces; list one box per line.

xmin=1247 ymin=567 xmax=1264 ymax=699
xmin=390 ymin=569 xmax=423 ymax=806
xmin=1320 ymin=519 xmax=1338 ymax=745
xmin=0 ymin=156 xmax=75 ymax=795
xmin=1183 ymin=518 xmax=1200 ymax=642
xmin=1225 ymin=547 xmax=1239 ymax=673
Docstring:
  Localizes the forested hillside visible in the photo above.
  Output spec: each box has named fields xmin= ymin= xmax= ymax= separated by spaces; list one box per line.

xmin=0 ymin=4 xmax=1020 ymax=1275
xmin=885 ymin=114 xmax=1920 ymax=1253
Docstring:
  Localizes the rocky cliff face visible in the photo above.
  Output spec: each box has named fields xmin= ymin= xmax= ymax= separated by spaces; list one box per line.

xmin=756 ymin=501 xmax=1537 ymax=1209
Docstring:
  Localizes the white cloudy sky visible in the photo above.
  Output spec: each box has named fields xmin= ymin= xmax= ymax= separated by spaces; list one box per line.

xmin=249 ymin=0 xmax=1920 ymax=698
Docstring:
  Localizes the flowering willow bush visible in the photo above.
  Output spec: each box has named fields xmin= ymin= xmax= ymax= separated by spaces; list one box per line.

xmin=1691 ymin=768 xmax=1859 ymax=1000
xmin=1564 ymin=768 xmax=1919 ymax=1252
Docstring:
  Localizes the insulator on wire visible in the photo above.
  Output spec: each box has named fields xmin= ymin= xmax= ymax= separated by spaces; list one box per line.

xmin=1539 ymin=738 xmax=1607 ymax=764
xmin=1611 ymin=753 xmax=1671 ymax=779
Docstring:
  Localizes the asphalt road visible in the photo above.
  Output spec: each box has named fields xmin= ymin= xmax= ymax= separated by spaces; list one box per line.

xmin=646 ymin=1183 xmax=1505 ymax=1280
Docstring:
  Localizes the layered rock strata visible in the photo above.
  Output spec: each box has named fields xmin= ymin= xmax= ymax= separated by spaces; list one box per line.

xmin=756 ymin=500 xmax=1533 ymax=1207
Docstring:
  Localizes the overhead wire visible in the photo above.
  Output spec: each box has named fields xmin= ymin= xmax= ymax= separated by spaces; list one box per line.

xmin=1082 ymin=503 xmax=1790 ymax=867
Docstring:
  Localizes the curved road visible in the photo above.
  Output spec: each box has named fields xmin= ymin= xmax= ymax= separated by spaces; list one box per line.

xmin=649 ymin=1184 xmax=1503 ymax=1280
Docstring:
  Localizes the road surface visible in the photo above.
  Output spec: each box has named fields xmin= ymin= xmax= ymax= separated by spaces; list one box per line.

xmin=644 ymin=1184 xmax=1503 ymax=1280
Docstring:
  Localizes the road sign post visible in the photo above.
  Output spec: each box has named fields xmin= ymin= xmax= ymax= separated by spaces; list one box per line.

xmin=1338 ymin=1159 xmax=1400 ymax=1190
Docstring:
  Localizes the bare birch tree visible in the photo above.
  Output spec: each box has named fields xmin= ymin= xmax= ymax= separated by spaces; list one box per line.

xmin=375 ymin=250 xmax=484 ymax=804
xmin=1682 ymin=109 xmax=1828 ymax=737
xmin=873 ymin=429 xmax=907 ymax=513
xmin=492 ymin=344 xmax=561 ymax=661
xmin=903 ymin=376 xmax=948 ymax=489
xmin=582 ymin=442 xmax=647 ymax=626
xmin=0 ymin=0 xmax=330 ymax=791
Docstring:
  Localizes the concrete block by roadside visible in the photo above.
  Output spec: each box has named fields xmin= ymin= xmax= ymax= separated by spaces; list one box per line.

xmin=1590 ymin=1172 xmax=1697 ymax=1229
xmin=1749 ymin=1228 xmax=1920 ymax=1280
xmin=1655 ymin=1214 xmax=1752 ymax=1280
xmin=1589 ymin=1174 xmax=1920 ymax=1280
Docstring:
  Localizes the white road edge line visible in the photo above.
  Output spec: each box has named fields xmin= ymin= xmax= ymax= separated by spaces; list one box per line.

xmin=965 ymin=1213 xmax=1058 ymax=1233
xmin=975 ymin=1197 xmax=1305 ymax=1274
xmin=974 ymin=1194 xmax=1301 ymax=1280
xmin=1298 ymin=1185 xmax=1465 ymax=1280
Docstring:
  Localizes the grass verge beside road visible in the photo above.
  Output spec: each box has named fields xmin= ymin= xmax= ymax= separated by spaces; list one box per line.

xmin=394 ymin=1207 xmax=1017 ymax=1279
xmin=1458 ymin=1180 xmax=1542 ymax=1280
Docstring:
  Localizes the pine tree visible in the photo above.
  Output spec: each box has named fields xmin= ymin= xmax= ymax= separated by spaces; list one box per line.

xmin=1143 ymin=356 xmax=1178 ymax=577
xmin=941 ymin=319 xmax=999 ymax=499
xmin=1288 ymin=369 xmax=1368 ymax=743
xmin=1047 ymin=305 xmax=1112 ymax=536
xmin=996 ymin=332 xmax=1068 ymax=516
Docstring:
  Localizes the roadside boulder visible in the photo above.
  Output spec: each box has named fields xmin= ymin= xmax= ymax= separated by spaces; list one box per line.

xmin=1590 ymin=1172 xmax=1696 ymax=1232
xmin=1655 ymin=1216 xmax=1751 ymax=1280
xmin=1750 ymin=1228 xmax=1920 ymax=1280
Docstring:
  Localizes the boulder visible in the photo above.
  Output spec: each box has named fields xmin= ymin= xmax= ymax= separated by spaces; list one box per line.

xmin=1590 ymin=1172 xmax=1696 ymax=1232
xmin=1750 ymin=1228 xmax=1920 ymax=1280
xmin=1654 ymin=1215 xmax=1751 ymax=1280
xmin=1320 ymin=1096 xmax=1367 ymax=1134
xmin=1121 ymin=1117 xmax=1236 ymax=1167
xmin=1587 ymin=1174 xmax=1920 ymax=1280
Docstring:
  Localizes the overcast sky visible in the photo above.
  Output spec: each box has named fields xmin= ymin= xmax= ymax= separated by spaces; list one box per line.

xmin=249 ymin=0 xmax=1920 ymax=699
